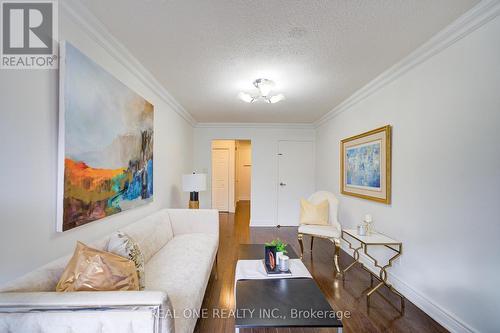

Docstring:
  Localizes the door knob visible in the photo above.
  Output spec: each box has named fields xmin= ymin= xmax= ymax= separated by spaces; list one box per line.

xmin=279 ymin=182 xmax=286 ymax=186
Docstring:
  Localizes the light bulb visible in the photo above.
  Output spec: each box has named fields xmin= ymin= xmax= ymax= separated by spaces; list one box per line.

xmin=259 ymin=83 xmax=272 ymax=97
xmin=254 ymin=78 xmax=274 ymax=97
xmin=269 ymin=94 xmax=285 ymax=104
xmin=238 ymin=92 xmax=254 ymax=103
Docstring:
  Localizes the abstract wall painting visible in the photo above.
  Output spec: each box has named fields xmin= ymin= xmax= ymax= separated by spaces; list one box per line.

xmin=341 ymin=125 xmax=391 ymax=204
xmin=57 ymin=41 xmax=154 ymax=232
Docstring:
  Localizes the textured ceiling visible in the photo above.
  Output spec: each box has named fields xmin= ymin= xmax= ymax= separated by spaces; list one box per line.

xmin=82 ymin=0 xmax=479 ymax=123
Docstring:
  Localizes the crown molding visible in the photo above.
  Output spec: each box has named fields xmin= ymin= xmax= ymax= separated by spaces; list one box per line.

xmin=315 ymin=0 xmax=500 ymax=128
xmin=194 ymin=122 xmax=315 ymax=129
xmin=60 ymin=0 xmax=500 ymax=129
xmin=60 ymin=0 xmax=197 ymax=126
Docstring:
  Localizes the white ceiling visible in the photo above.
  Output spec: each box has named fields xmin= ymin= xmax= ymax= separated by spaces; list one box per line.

xmin=82 ymin=0 xmax=479 ymax=123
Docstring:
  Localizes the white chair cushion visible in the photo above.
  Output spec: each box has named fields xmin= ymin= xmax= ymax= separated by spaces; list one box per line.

xmin=298 ymin=224 xmax=341 ymax=239
xmin=145 ymin=233 xmax=218 ymax=333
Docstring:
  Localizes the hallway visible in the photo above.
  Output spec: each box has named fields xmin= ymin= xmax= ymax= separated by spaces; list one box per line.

xmin=195 ymin=202 xmax=446 ymax=333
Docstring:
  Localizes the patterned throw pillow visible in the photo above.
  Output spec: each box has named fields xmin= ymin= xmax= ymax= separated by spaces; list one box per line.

xmin=107 ymin=231 xmax=146 ymax=290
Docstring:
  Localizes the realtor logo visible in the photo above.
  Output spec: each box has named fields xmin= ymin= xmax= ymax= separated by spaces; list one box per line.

xmin=1 ymin=0 xmax=58 ymax=69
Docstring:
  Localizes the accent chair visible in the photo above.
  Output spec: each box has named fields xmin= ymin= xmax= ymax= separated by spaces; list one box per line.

xmin=297 ymin=191 xmax=342 ymax=273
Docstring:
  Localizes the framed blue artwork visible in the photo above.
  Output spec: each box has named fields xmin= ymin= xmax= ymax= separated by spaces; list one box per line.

xmin=341 ymin=126 xmax=391 ymax=204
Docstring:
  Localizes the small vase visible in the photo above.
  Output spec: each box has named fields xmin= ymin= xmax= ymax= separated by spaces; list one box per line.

xmin=279 ymin=255 xmax=290 ymax=272
xmin=276 ymin=251 xmax=284 ymax=266
xmin=357 ymin=224 xmax=367 ymax=236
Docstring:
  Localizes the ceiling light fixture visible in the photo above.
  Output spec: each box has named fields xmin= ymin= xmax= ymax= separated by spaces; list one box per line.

xmin=238 ymin=78 xmax=285 ymax=104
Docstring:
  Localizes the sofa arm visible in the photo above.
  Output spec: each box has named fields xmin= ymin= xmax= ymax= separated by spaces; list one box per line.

xmin=167 ymin=209 xmax=219 ymax=237
xmin=0 ymin=291 xmax=174 ymax=333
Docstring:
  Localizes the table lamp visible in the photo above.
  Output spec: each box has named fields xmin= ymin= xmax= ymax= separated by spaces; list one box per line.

xmin=182 ymin=173 xmax=206 ymax=209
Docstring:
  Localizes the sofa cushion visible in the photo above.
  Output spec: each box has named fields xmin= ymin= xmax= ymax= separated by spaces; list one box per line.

xmin=122 ymin=209 xmax=174 ymax=263
xmin=145 ymin=233 xmax=218 ymax=333
xmin=298 ymin=224 xmax=341 ymax=239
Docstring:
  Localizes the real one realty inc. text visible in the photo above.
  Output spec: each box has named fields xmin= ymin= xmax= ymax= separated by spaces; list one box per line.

xmin=154 ymin=308 xmax=351 ymax=320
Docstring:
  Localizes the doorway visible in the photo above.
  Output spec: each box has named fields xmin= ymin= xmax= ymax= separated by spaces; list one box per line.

xmin=211 ymin=140 xmax=252 ymax=213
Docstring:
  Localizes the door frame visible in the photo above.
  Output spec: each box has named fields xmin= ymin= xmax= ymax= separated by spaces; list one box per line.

xmin=210 ymin=139 xmax=252 ymax=213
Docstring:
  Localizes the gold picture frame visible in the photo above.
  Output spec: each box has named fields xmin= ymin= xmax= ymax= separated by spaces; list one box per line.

xmin=340 ymin=125 xmax=392 ymax=204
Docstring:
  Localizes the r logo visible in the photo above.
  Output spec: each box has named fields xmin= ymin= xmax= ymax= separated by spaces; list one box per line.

xmin=2 ymin=2 xmax=53 ymax=54
xmin=1 ymin=0 xmax=57 ymax=69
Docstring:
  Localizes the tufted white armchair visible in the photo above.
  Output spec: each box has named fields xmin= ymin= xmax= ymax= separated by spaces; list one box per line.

xmin=297 ymin=191 xmax=342 ymax=273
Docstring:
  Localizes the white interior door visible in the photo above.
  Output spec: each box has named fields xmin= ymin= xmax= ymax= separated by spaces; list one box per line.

xmin=277 ymin=141 xmax=315 ymax=226
xmin=212 ymin=148 xmax=230 ymax=211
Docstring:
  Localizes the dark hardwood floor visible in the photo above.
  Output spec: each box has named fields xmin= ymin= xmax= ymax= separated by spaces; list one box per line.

xmin=194 ymin=201 xmax=447 ymax=333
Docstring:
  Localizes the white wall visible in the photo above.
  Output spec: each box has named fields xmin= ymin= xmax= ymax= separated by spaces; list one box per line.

xmin=0 ymin=6 xmax=193 ymax=285
xmin=315 ymin=15 xmax=500 ymax=333
xmin=194 ymin=125 xmax=315 ymax=226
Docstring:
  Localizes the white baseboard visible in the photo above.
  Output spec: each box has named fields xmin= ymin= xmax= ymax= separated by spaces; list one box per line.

xmin=249 ymin=221 xmax=300 ymax=227
xmin=340 ymin=243 xmax=476 ymax=333
xmin=249 ymin=219 xmax=275 ymax=227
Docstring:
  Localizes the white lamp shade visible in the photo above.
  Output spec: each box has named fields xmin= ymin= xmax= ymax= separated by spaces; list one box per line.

xmin=182 ymin=173 xmax=206 ymax=192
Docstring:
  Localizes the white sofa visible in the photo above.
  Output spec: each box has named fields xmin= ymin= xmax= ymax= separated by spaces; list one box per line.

xmin=0 ymin=208 xmax=219 ymax=333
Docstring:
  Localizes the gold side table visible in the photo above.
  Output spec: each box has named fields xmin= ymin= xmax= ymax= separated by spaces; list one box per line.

xmin=341 ymin=229 xmax=404 ymax=312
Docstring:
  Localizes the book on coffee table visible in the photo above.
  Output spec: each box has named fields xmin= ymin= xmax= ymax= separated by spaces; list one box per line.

xmin=263 ymin=260 xmax=292 ymax=276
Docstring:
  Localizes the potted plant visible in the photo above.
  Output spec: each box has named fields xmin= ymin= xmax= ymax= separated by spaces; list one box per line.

xmin=266 ymin=239 xmax=288 ymax=266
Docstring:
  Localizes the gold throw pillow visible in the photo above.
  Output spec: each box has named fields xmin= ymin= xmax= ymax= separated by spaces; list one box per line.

xmin=56 ymin=241 xmax=139 ymax=292
xmin=300 ymin=199 xmax=329 ymax=225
